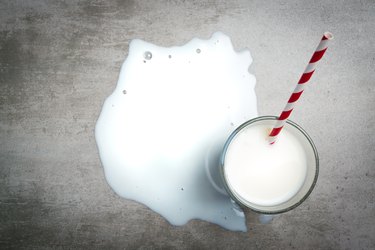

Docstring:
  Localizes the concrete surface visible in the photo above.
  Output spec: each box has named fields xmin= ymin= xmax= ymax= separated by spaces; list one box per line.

xmin=0 ymin=0 xmax=374 ymax=249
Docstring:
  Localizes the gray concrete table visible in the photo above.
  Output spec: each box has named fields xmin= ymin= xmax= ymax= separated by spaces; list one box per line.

xmin=1 ymin=0 xmax=374 ymax=249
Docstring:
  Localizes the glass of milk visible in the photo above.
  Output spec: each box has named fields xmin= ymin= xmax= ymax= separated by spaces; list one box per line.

xmin=220 ymin=116 xmax=319 ymax=214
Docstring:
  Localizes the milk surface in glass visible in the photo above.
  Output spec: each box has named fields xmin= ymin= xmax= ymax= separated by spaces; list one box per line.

xmin=224 ymin=123 xmax=308 ymax=207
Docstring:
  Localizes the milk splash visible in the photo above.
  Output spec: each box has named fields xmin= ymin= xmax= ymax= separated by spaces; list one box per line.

xmin=95 ymin=32 xmax=257 ymax=231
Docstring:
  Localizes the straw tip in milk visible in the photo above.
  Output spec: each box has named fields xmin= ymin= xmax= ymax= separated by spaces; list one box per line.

xmin=324 ymin=32 xmax=334 ymax=40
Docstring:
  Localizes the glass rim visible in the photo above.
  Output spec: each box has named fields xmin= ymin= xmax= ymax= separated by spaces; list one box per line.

xmin=220 ymin=115 xmax=319 ymax=214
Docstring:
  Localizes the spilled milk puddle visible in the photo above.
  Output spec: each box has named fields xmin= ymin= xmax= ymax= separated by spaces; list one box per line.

xmin=95 ymin=32 xmax=257 ymax=231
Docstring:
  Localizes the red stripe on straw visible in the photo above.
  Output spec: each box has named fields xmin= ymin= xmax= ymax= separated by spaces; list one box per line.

xmin=298 ymin=70 xmax=315 ymax=84
xmin=268 ymin=32 xmax=333 ymax=144
xmin=288 ymin=91 xmax=304 ymax=103
xmin=279 ymin=109 xmax=293 ymax=120
xmin=309 ymin=48 xmax=327 ymax=63
xmin=269 ymin=126 xmax=283 ymax=137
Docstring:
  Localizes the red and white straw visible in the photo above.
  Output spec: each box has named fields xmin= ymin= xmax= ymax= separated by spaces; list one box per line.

xmin=269 ymin=32 xmax=333 ymax=144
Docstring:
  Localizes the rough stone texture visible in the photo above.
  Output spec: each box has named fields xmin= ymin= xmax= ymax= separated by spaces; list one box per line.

xmin=0 ymin=0 xmax=374 ymax=249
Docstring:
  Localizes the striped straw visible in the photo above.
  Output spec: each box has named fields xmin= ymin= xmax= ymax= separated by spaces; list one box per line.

xmin=269 ymin=32 xmax=333 ymax=144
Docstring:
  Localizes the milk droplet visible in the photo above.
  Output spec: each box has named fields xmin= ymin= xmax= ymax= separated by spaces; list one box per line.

xmin=196 ymin=48 xmax=201 ymax=53
xmin=259 ymin=214 xmax=274 ymax=224
xmin=122 ymin=90 xmax=127 ymax=94
xmin=144 ymin=51 xmax=152 ymax=60
xmin=95 ymin=32 xmax=258 ymax=232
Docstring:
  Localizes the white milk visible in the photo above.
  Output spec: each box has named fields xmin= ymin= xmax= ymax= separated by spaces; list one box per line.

xmin=95 ymin=32 xmax=257 ymax=232
xmin=224 ymin=124 xmax=307 ymax=206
